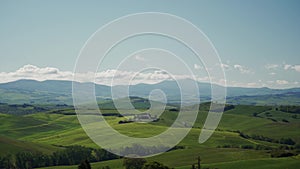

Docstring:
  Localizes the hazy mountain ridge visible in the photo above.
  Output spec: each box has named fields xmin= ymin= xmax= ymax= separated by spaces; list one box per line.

xmin=0 ymin=79 xmax=299 ymax=105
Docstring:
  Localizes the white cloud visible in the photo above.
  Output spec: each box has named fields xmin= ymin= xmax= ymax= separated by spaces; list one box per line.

xmin=269 ymin=72 xmax=276 ymax=75
xmin=291 ymin=65 xmax=300 ymax=72
xmin=265 ymin=64 xmax=279 ymax=70
xmin=134 ymin=55 xmax=146 ymax=62
xmin=284 ymin=64 xmax=292 ymax=70
xmin=0 ymin=65 xmax=195 ymax=86
xmin=0 ymin=65 xmax=298 ymax=89
xmin=0 ymin=64 xmax=73 ymax=83
xmin=220 ymin=63 xmax=230 ymax=70
xmin=276 ymin=80 xmax=289 ymax=85
xmin=233 ymin=64 xmax=253 ymax=74
xmin=264 ymin=63 xmax=300 ymax=73
xmin=195 ymin=76 xmax=210 ymax=82
xmin=16 ymin=65 xmax=60 ymax=75
xmin=246 ymin=82 xmax=260 ymax=88
xmin=193 ymin=64 xmax=203 ymax=70
xmin=95 ymin=69 xmax=176 ymax=86
xmin=283 ymin=64 xmax=300 ymax=72
xmin=226 ymin=81 xmax=262 ymax=88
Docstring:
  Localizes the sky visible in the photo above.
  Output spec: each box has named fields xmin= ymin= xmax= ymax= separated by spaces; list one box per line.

xmin=0 ymin=0 xmax=299 ymax=88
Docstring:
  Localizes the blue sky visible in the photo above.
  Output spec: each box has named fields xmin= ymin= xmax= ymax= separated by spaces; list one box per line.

xmin=0 ymin=0 xmax=299 ymax=88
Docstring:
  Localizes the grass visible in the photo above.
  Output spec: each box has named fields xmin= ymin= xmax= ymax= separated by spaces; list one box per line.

xmin=201 ymin=157 xmax=300 ymax=169
xmin=0 ymin=104 xmax=300 ymax=168
xmin=0 ymin=135 xmax=60 ymax=155
xmin=38 ymin=154 xmax=300 ymax=169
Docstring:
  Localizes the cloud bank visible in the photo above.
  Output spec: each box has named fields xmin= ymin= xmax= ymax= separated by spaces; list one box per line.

xmin=0 ymin=64 xmax=298 ymax=89
xmin=265 ymin=63 xmax=300 ymax=72
xmin=0 ymin=65 xmax=193 ymax=86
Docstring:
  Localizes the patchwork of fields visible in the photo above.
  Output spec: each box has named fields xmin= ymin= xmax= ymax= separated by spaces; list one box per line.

xmin=0 ymin=104 xmax=299 ymax=168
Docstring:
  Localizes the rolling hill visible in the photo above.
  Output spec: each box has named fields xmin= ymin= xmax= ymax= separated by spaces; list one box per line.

xmin=0 ymin=103 xmax=299 ymax=168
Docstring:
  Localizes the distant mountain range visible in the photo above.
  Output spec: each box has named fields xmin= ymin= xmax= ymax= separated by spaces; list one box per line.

xmin=0 ymin=79 xmax=299 ymax=105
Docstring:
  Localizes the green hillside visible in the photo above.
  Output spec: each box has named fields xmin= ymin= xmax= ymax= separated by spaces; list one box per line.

xmin=0 ymin=135 xmax=59 ymax=156
xmin=0 ymin=103 xmax=299 ymax=168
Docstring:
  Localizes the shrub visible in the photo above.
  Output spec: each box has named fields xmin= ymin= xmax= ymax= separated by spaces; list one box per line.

xmin=271 ymin=150 xmax=295 ymax=158
xmin=123 ymin=158 xmax=146 ymax=169
xmin=241 ymin=145 xmax=254 ymax=149
xmin=169 ymin=108 xmax=178 ymax=112
xmin=78 ymin=160 xmax=91 ymax=169
xmin=143 ymin=161 xmax=172 ymax=169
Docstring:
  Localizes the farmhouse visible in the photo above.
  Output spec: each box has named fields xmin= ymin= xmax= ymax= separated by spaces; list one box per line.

xmin=133 ymin=113 xmax=157 ymax=122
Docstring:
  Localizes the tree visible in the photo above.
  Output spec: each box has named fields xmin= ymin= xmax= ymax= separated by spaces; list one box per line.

xmin=78 ymin=159 xmax=91 ymax=169
xmin=123 ymin=157 xmax=146 ymax=169
xmin=197 ymin=156 xmax=201 ymax=169
xmin=191 ymin=156 xmax=201 ymax=169
xmin=0 ymin=154 xmax=16 ymax=169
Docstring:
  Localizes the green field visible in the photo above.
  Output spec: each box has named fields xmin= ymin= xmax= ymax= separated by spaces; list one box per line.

xmin=0 ymin=103 xmax=299 ymax=168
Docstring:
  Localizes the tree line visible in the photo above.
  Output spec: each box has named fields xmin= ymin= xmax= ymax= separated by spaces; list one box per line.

xmin=238 ymin=131 xmax=296 ymax=145
xmin=278 ymin=105 xmax=300 ymax=114
xmin=0 ymin=145 xmax=118 ymax=169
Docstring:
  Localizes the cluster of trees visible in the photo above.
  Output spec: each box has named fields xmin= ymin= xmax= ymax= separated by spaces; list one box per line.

xmin=218 ymin=143 xmax=300 ymax=158
xmin=0 ymin=146 xmax=118 ymax=169
xmin=0 ymin=103 xmax=41 ymax=115
xmin=210 ymin=104 xmax=235 ymax=112
xmin=0 ymin=102 xmax=74 ymax=115
xmin=270 ymin=150 xmax=295 ymax=158
xmin=278 ymin=105 xmax=300 ymax=114
xmin=78 ymin=160 xmax=91 ymax=169
xmin=270 ymin=145 xmax=300 ymax=158
xmin=274 ymin=144 xmax=300 ymax=158
xmin=167 ymin=145 xmax=185 ymax=152
xmin=118 ymin=120 xmax=134 ymax=124
xmin=168 ymin=108 xmax=178 ymax=112
xmin=252 ymin=112 xmax=290 ymax=123
xmin=217 ymin=144 xmax=272 ymax=150
xmin=123 ymin=158 xmax=172 ymax=169
xmin=238 ymin=131 xmax=296 ymax=145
